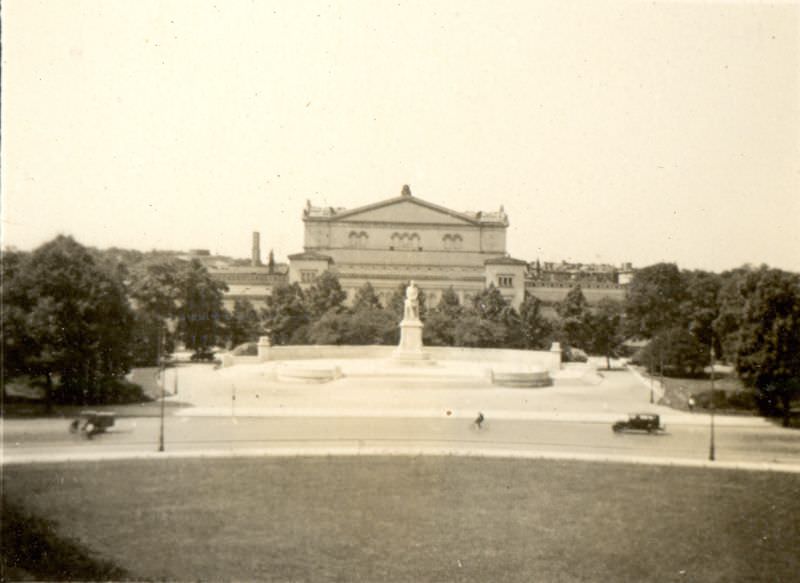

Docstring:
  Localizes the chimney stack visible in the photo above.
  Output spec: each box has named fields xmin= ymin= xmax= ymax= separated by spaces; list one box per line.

xmin=251 ymin=231 xmax=262 ymax=266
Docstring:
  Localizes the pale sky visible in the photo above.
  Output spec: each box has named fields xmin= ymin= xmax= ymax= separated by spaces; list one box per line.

xmin=2 ymin=0 xmax=799 ymax=272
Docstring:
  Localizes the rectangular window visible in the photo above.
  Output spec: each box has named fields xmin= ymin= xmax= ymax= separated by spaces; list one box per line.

xmin=498 ymin=275 xmax=514 ymax=288
xmin=301 ymin=270 xmax=317 ymax=283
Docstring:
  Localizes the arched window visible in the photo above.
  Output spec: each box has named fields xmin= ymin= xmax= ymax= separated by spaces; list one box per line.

xmin=442 ymin=234 xmax=463 ymax=250
xmin=349 ymin=231 xmax=368 ymax=248
xmin=391 ymin=232 xmax=420 ymax=250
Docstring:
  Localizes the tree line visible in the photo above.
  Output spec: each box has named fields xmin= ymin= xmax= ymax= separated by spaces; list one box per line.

xmin=621 ymin=263 xmax=800 ymax=424
xmin=254 ymin=272 xmax=628 ymax=367
xmin=254 ymin=272 xmax=556 ymax=350
xmin=2 ymin=236 xmax=229 ymax=407
xmin=3 ymin=237 xmax=798 ymax=422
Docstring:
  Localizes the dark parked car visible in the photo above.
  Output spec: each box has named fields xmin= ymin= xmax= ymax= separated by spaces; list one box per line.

xmin=612 ymin=413 xmax=665 ymax=434
xmin=190 ymin=350 xmax=217 ymax=362
xmin=70 ymin=411 xmax=115 ymax=438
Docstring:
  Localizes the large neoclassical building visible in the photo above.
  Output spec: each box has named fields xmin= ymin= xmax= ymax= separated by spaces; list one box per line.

xmin=287 ymin=185 xmax=528 ymax=307
xmin=209 ymin=185 xmax=630 ymax=310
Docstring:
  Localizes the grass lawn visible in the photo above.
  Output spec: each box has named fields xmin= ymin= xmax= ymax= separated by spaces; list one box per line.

xmin=651 ymin=371 xmax=755 ymax=414
xmin=2 ymin=366 xmax=194 ymax=420
xmin=3 ymin=457 xmax=800 ymax=582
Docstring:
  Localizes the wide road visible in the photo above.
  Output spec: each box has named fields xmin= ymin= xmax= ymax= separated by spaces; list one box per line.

xmin=5 ymin=414 xmax=800 ymax=466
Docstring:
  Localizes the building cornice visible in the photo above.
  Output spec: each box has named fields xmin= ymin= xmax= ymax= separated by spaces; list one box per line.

xmin=287 ymin=251 xmax=334 ymax=262
xmin=333 ymin=272 xmax=487 ymax=283
xmin=303 ymin=191 xmax=508 ymax=227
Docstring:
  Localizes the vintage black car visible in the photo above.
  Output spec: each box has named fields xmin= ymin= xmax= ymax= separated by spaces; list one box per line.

xmin=190 ymin=350 xmax=216 ymax=362
xmin=70 ymin=411 xmax=115 ymax=438
xmin=612 ymin=413 xmax=665 ymax=434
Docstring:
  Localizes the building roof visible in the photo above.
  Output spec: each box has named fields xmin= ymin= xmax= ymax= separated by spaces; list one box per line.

xmin=303 ymin=185 xmax=509 ymax=227
xmin=287 ymin=251 xmax=334 ymax=262
xmin=209 ymin=264 xmax=289 ymax=275
xmin=484 ymin=255 xmax=528 ymax=266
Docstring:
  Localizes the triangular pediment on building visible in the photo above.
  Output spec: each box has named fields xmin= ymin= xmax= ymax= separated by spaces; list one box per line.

xmin=320 ymin=196 xmax=480 ymax=226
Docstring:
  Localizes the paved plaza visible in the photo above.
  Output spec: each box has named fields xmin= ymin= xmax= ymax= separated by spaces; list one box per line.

xmin=164 ymin=360 xmax=761 ymax=426
xmin=5 ymin=361 xmax=798 ymax=470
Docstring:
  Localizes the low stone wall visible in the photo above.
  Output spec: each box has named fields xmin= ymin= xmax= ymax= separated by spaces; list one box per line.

xmin=220 ymin=354 xmax=262 ymax=368
xmin=223 ymin=344 xmax=561 ymax=374
xmin=490 ymin=368 xmax=552 ymax=388
xmin=267 ymin=345 xmax=396 ymax=361
xmin=425 ymin=347 xmax=560 ymax=372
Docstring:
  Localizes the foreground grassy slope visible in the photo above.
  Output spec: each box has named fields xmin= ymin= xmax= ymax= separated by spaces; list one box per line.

xmin=3 ymin=457 xmax=799 ymax=582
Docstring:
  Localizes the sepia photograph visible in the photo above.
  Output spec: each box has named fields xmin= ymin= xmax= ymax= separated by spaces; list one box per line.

xmin=2 ymin=1 xmax=799 ymax=581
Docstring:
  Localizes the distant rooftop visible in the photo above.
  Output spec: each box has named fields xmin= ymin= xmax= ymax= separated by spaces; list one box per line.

xmin=485 ymin=255 xmax=528 ymax=266
xmin=208 ymin=264 xmax=289 ymax=275
xmin=535 ymin=261 xmax=634 ymax=273
xmin=287 ymin=251 xmax=334 ymax=262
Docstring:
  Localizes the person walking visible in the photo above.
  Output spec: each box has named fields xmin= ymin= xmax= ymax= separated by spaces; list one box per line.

xmin=474 ymin=412 xmax=485 ymax=429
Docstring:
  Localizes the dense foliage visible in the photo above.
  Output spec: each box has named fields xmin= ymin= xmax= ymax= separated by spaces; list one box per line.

xmin=623 ymin=263 xmax=800 ymax=422
xmin=3 ymin=236 xmax=135 ymax=406
xmin=2 ymin=237 xmax=229 ymax=405
xmin=731 ymin=268 xmax=800 ymax=424
xmin=5 ymin=236 xmax=798 ymax=420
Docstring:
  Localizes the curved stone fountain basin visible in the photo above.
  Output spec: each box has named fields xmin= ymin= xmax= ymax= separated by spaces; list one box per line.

xmin=489 ymin=365 xmax=552 ymax=388
xmin=267 ymin=359 xmax=554 ymax=389
xmin=267 ymin=358 xmax=489 ymax=385
xmin=276 ymin=363 xmax=343 ymax=383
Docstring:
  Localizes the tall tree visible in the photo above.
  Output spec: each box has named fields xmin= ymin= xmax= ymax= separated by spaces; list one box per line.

xmin=422 ymin=287 xmax=463 ymax=346
xmin=471 ymin=285 xmax=523 ymax=346
xmin=307 ymin=310 xmax=350 ymax=345
xmin=641 ymin=326 xmax=707 ymax=377
xmin=471 ymin=284 xmax=509 ymax=322
xmin=624 ymin=263 xmax=687 ymax=338
xmin=453 ymin=314 xmax=506 ymax=348
xmin=345 ymin=308 xmax=397 ymax=345
xmin=129 ymin=258 xmax=184 ymax=319
xmin=308 ymin=306 xmax=396 ymax=345
xmin=586 ymin=298 xmax=624 ymax=369
xmin=517 ymin=293 xmax=553 ymax=350
xmin=352 ymin=282 xmax=383 ymax=312
xmin=227 ymin=299 xmax=262 ymax=348
xmin=128 ymin=258 xmax=185 ymax=359
xmin=557 ymin=284 xmax=590 ymax=349
xmin=1 ymin=250 xmax=32 ymax=379
xmin=713 ymin=266 xmax=755 ymax=361
xmin=735 ymin=268 xmax=800 ymax=425
xmin=3 ymin=236 xmax=134 ymax=405
xmin=682 ymin=269 xmax=722 ymax=352
xmin=422 ymin=311 xmax=456 ymax=346
xmin=174 ymin=260 xmax=228 ymax=353
xmin=305 ymin=272 xmax=347 ymax=318
xmin=261 ymin=283 xmax=309 ymax=345
xmin=437 ymin=287 xmax=464 ymax=319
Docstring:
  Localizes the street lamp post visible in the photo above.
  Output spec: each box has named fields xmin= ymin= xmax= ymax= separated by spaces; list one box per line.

xmin=709 ymin=344 xmax=716 ymax=461
xmin=158 ymin=325 xmax=166 ymax=452
xmin=649 ymin=352 xmax=654 ymax=404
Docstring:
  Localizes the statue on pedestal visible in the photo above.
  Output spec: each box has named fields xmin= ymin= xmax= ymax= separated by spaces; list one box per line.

xmin=392 ymin=280 xmax=434 ymax=365
xmin=403 ymin=281 xmax=420 ymax=321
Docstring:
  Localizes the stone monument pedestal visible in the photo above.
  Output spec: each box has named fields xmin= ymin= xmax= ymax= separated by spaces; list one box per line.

xmin=392 ymin=319 xmax=435 ymax=365
xmin=391 ymin=281 xmax=436 ymax=366
xmin=257 ymin=336 xmax=272 ymax=362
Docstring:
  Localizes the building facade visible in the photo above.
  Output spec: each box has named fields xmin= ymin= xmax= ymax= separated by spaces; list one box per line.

xmin=210 ymin=185 xmax=631 ymax=311
xmin=289 ymin=185 xmax=528 ymax=307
